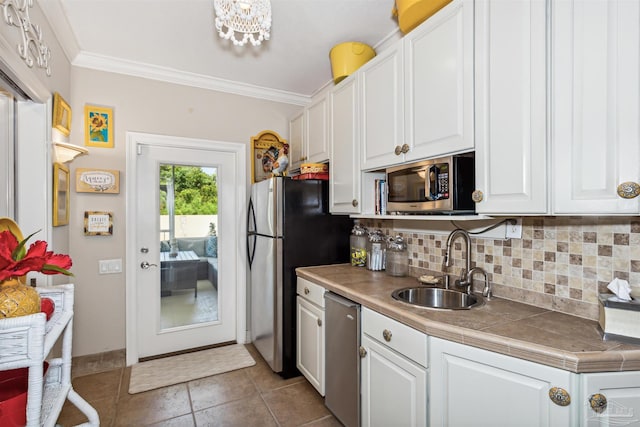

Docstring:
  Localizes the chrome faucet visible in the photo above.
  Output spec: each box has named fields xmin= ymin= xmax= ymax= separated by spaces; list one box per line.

xmin=443 ymin=229 xmax=471 ymax=284
xmin=443 ymin=229 xmax=492 ymax=299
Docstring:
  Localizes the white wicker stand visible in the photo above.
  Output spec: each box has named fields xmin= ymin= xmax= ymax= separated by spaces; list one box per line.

xmin=0 ymin=284 xmax=99 ymax=427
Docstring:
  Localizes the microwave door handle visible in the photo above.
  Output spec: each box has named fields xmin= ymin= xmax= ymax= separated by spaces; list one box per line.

xmin=426 ymin=165 xmax=438 ymax=201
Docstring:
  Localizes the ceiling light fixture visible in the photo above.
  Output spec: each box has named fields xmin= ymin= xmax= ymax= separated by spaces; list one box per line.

xmin=213 ymin=0 xmax=271 ymax=46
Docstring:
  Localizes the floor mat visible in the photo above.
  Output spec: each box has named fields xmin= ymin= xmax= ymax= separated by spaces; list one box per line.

xmin=128 ymin=344 xmax=255 ymax=394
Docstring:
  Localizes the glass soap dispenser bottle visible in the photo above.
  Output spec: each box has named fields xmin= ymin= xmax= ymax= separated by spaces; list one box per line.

xmin=386 ymin=235 xmax=408 ymax=277
xmin=366 ymin=230 xmax=386 ymax=271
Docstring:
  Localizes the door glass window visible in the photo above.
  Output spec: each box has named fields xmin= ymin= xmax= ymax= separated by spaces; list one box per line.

xmin=158 ymin=164 xmax=219 ymax=329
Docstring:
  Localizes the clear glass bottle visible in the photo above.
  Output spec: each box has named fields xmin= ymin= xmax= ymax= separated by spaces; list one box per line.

xmin=366 ymin=230 xmax=386 ymax=271
xmin=386 ymin=236 xmax=408 ymax=277
xmin=350 ymin=225 xmax=368 ymax=267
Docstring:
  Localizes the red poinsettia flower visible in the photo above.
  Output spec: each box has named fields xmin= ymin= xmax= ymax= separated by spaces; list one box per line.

xmin=0 ymin=229 xmax=73 ymax=282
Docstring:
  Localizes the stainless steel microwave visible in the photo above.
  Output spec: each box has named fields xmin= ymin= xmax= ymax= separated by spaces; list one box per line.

xmin=386 ymin=154 xmax=475 ymax=214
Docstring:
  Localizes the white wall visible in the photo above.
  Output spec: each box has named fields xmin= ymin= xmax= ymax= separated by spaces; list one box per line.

xmin=68 ymin=67 xmax=300 ymax=356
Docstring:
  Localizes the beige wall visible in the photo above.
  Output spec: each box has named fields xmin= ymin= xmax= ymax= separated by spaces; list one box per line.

xmin=68 ymin=67 xmax=300 ymax=356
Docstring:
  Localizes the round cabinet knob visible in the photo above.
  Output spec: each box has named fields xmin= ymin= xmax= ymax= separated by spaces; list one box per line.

xmin=394 ymin=145 xmax=403 ymax=155
xmin=317 ymin=319 xmax=322 ymax=327
xmin=472 ymin=190 xmax=484 ymax=203
xmin=359 ymin=346 xmax=367 ymax=358
xmin=382 ymin=329 xmax=392 ymax=342
xmin=617 ymin=182 xmax=640 ymax=199
xmin=352 ymin=199 xmax=359 ymax=207
xmin=589 ymin=393 xmax=607 ymax=413
xmin=401 ymin=144 xmax=410 ymax=154
xmin=304 ymin=287 xmax=310 ymax=295
xmin=548 ymin=387 xmax=571 ymax=407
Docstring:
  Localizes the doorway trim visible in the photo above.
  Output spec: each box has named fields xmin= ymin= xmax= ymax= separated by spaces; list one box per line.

xmin=125 ymin=132 xmax=247 ymax=366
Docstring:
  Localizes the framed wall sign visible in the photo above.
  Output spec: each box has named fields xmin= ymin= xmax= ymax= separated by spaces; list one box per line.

xmin=84 ymin=211 xmax=113 ymax=236
xmin=76 ymin=168 xmax=120 ymax=193
xmin=251 ymin=130 xmax=288 ymax=183
xmin=52 ymin=92 xmax=71 ymax=136
xmin=84 ymin=104 xmax=114 ymax=148
xmin=53 ymin=163 xmax=69 ymax=226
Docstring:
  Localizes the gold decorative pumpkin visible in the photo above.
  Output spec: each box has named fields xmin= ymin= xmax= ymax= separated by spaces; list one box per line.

xmin=0 ymin=278 xmax=40 ymax=318
xmin=0 ymin=217 xmax=41 ymax=318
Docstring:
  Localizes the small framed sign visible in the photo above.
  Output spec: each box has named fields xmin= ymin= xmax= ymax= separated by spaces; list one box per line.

xmin=76 ymin=168 xmax=120 ymax=193
xmin=84 ymin=211 xmax=113 ymax=236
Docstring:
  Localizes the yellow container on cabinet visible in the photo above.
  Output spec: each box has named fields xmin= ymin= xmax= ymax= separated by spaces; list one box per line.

xmin=329 ymin=42 xmax=376 ymax=84
xmin=393 ymin=0 xmax=452 ymax=34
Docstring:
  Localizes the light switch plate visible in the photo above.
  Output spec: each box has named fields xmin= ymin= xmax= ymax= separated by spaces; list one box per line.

xmin=505 ymin=218 xmax=523 ymax=239
xmin=99 ymin=258 xmax=122 ymax=274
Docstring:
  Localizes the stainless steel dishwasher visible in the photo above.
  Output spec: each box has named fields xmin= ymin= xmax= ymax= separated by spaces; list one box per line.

xmin=324 ymin=292 xmax=361 ymax=427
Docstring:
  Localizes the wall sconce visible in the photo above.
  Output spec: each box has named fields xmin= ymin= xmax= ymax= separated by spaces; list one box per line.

xmin=52 ymin=141 xmax=88 ymax=164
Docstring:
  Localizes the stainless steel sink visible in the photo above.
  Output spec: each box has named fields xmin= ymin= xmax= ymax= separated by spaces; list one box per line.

xmin=391 ymin=287 xmax=483 ymax=310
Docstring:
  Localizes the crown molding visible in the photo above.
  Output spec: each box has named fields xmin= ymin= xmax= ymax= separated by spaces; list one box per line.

xmin=73 ymin=51 xmax=311 ymax=106
xmin=36 ymin=0 xmax=80 ymax=63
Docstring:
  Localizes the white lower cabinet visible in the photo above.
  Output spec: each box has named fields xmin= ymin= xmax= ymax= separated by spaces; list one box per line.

xmin=296 ymin=278 xmax=325 ymax=395
xmin=430 ymin=337 xmax=576 ymax=426
xmin=581 ymin=371 xmax=640 ymax=427
xmin=360 ymin=307 xmax=427 ymax=426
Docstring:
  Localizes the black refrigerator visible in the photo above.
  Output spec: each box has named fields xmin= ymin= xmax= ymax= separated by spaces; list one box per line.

xmin=247 ymin=176 xmax=352 ymax=378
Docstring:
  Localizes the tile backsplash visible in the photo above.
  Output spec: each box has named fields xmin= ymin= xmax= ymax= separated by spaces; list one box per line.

xmin=359 ymin=217 xmax=640 ymax=321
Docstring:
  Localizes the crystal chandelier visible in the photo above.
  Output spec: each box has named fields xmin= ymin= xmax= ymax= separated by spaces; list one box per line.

xmin=214 ymin=0 xmax=271 ymax=46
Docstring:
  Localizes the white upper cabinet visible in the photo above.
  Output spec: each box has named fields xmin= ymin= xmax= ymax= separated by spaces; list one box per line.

xmin=360 ymin=45 xmax=405 ymax=171
xmin=404 ymin=0 xmax=474 ymax=162
xmin=306 ymin=95 xmax=330 ymax=164
xmin=474 ymin=0 xmax=548 ymax=214
xmin=289 ymin=111 xmax=305 ymax=171
xmin=329 ymin=76 xmax=361 ymax=214
xmin=552 ymin=0 xmax=640 ymax=214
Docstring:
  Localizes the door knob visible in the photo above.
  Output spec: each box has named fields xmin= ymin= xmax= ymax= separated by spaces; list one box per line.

xmin=382 ymin=329 xmax=392 ymax=342
xmin=140 ymin=261 xmax=158 ymax=269
xmin=401 ymin=143 xmax=410 ymax=154
xmin=394 ymin=145 xmax=403 ymax=155
xmin=548 ymin=387 xmax=571 ymax=406
xmin=588 ymin=393 xmax=607 ymax=413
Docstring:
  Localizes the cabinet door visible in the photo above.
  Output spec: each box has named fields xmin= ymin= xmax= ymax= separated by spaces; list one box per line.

xmin=306 ymin=96 xmax=329 ymax=164
xmin=430 ymin=338 xmax=576 ymax=426
xmin=360 ymin=45 xmax=405 ymax=171
xmin=330 ymin=76 xmax=361 ymax=214
xmin=474 ymin=0 xmax=548 ymax=214
xmin=404 ymin=0 xmax=474 ymax=161
xmin=552 ymin=0 xmax=640 ymax=214
xmin=296 ymin=296 xmax=324 ymax=395
xmin=581 ymin=371 xmax=640 ymax=427
xmin=289 ymin=111 xmax=305 ymax=171
xmin=361 ymin=334 xmax=427 ymax=427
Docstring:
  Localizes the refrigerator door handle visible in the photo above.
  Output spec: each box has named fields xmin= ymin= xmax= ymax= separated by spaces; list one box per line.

xmin=247 ymin=199 xmax=257 ymax=268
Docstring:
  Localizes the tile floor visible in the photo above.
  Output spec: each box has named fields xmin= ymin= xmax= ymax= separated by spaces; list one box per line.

xmin=56 ymin=344 xmax=341 ymax=427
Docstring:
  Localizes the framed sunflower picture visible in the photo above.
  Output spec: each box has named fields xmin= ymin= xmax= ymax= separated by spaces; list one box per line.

xmin=84 ymin=104 xmax=114 ymax=148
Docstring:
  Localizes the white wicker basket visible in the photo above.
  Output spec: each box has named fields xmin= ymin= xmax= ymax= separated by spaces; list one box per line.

xmin=0 ymin=284 xmax=99 ymax=427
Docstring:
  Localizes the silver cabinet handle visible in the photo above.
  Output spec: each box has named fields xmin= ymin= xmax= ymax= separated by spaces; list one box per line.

xmin=382 ymin=329 xmax=392 ymax=342
xmin=359 ymin=346 xmax=367 ymax=358
xmin=140 ymin=261 xmax=157 ymax=269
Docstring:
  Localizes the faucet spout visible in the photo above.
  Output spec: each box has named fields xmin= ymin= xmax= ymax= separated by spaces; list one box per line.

xmin=444 ymin=229 xmax=472 ymax=283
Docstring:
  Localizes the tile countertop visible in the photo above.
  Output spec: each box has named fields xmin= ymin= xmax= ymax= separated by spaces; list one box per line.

xmin=296 ymin=264 xmax=640 ymax=373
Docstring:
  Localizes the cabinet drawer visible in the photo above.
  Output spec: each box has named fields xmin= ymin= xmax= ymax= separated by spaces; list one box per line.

xmin=297 ymin=277 xmax=326 ymax=308
xmin=362 ymin=307 xmax=427 ymax=367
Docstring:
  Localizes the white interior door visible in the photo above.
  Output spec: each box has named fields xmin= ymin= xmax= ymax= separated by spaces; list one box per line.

xmin=127 ymin=134 xmax=245 ymax=361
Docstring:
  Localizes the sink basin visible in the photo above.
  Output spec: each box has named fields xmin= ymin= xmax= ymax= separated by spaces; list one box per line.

xmin=391 ymin=287 xmax=483 ymax=310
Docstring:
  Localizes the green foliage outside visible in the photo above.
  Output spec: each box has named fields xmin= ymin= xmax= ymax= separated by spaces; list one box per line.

xmin=160 ymin=165 xmax=218 ymax=215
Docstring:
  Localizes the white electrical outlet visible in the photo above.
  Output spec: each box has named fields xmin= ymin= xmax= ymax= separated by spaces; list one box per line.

xmin=505 ymin=218 xmax=523 ymax=239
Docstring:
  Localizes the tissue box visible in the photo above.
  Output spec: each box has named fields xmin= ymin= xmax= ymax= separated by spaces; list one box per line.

xmin=598 ymin=294 xmax=640 ymax=344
